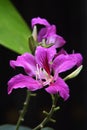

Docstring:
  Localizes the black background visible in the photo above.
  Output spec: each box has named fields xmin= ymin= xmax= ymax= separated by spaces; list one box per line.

xmin=0 ymin=0 xmax=87 ymax=130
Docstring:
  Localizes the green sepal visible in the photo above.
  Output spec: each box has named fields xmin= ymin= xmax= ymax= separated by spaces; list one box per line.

xmin=40 ymin=42 xmax=54 ymax=48
xmin=28 ymin=35 xmax=38 ymax=54
xmin=64 ymin=65 xmax=83 ymax=81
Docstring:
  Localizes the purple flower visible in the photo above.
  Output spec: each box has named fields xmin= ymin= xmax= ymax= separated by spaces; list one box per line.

xmin=31 ymin=17 xmax=66 ymax=48
xmin=8 ymin=46 xmax=82 ymax=100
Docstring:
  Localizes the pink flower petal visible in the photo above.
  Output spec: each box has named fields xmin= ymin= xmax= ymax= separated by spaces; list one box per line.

xmin=57 ymin=49 xmax=67 ymax=55
xmin=10 ymin=53 xmax=36 ymax=76
xmin=35 ymin=46 xmax=56 ymax=74
xmin=45 ymin=77 xmax=69 ymax=100
xmin=31 ymin=17 xmax=50 ymax=28
xmin=52 ymin=53 xmax=83 ymax=78
xmin=38 ymin=25 xmax=56 ymax=42
xmin=8 ymin=74 xmax=42 ymax=94
xmin=46 ymin=34 xmax=66 ymax=48
xmin=38 ymin=28 xmax=47 ymax=42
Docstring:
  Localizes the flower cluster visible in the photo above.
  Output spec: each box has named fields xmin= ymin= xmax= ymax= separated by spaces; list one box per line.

xmin=8 ymin=17 xmax=83 ymax=101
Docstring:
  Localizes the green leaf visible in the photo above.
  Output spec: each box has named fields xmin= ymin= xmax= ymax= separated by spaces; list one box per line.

xmin=0 ymin=0 xmax=31 ymax=54
xmin=41 ymin=127 xmax=54 ymax=130
xmin=0 ymin=124 xmax=31 ymax=130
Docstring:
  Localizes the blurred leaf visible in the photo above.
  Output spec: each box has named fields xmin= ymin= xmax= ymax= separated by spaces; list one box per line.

xmin=0 ymin=0 xmax=31 ymax=54
xmin=41 ymin=127 xmax=54 ymax=130
xmin=0 ymin=124 xmax=31 ymax=130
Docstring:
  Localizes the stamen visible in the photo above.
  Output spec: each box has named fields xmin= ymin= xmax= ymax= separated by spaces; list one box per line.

xmin=35 ymin=64 xmax=54 ymax=86
xmin=43 ymin=75 xmax=53 ymax=86
xmin=35 ymin=64 xmax=42 ymax=81
xmin=35 ymin=64 xmax=39 ymax=80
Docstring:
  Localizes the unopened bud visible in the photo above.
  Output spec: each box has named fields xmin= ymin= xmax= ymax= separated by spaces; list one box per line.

xmin=32 ymin=25 xmax=37 ymax=41
xmin=28 ymin=35 xmax=38 ymax=54
xmin=64 ymin=65 xmax=83 ymax=81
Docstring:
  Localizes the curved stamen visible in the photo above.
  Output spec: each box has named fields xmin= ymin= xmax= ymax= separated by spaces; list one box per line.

xmin=35 ymin=64 xmax=53 ymax=86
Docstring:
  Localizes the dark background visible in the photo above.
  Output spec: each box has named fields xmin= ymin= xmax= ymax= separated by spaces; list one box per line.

xmin=0 ymin=0 xmax=87 ymax=130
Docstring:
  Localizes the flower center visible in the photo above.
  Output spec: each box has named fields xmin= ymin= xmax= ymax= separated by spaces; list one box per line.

xmin=35 ymin=64 xmax=53 ymax=86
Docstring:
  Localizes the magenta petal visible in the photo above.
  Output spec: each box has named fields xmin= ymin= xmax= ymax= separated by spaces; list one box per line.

xmin=52 ymin=53 xmax=83 ymax=75
xmin=31 ymin=17 xmax=50 ymax=28
xmin=42 ymin=25 xmax=56 ymax=37
xmin=10 ymin=53 xmax=36 ymax=76
xmin=8 ymin=74 xmax=42 ymax=94
xmin=46 ymin=34 xmax=66 ymax=48
xmin=35 ymin=46 xmax=50 ymax=74
xmin=38 ymin=28 xmax=47 ymax=42
xmin=57 ymin=49 xmax=67 ymax=56
xmin=45 ymin=77 xmax=69 ymax=100
xmin=38 ymin=25 xmax=56 ymax=42
xmin=35 ymin=46 xmax=56 ymax=74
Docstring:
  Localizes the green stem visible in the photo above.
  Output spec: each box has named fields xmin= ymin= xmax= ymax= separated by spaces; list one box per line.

xmin=16 ymin=90 xmax=31 ymax=130
xmin=32 ymin=94 xmax=58 ymax=130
